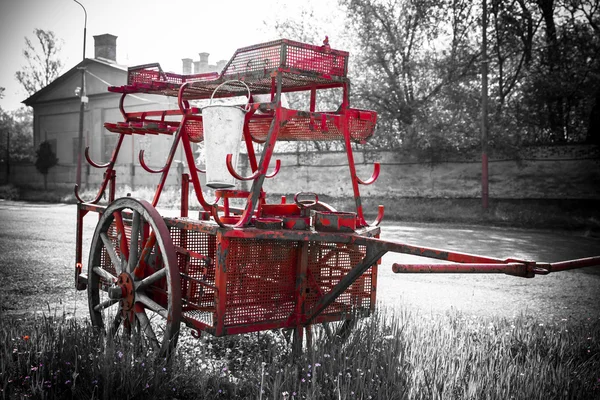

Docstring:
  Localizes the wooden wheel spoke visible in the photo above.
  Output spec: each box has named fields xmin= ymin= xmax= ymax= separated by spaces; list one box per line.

xmin=93 ymin=297 xmax=119 ymax=312
xmin=92 ymin=266 xmax=117 ymax=283
xmin=136 ymin=268 xmax=167 ymax=291
xmin=109 ymin=311 xmax=123 ymax=337
xmin=135 ymin=308 xmax=160 ymax=350
xmin=100 ymin=233 xmax=123 ymax=274
xmin=128 ymin=210 xmax=141 ymax=273
xmin=113 ymin=210 xmax=130 ymax=262
xmin=136 ymin=293 xmax=169 ymax=319
xmin=135 ymin=232 xmax=157 ymax=277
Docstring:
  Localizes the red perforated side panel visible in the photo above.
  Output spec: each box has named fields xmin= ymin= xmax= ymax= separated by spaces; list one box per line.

xmin=224 ymin=238 xmax=298 ymax=326
xmin=170 ymin=227 xmax=217 ymax=328
xmin=305 ymin=242 xmax=374 ymax=318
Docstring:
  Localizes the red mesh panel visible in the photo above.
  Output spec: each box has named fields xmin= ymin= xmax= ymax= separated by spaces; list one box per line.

xmin=305 ymin=242 xmax=373 ymax=317
xmin=224 ymin=239 xmax=298 ymax=326
xmin=222 ymin=39 xmax=348 ymax=79
xmin=127 ymin=64 xmax=218 ymax=86
xmin=248 ymin=109 xmax=376 ymax=143
xmin=170 ymin=228 xmax=217 ymax=328
xmin=181 ymin=118 xmax=204 ymax=143
xmin=285 ymin=42 xmax=346 ymax=77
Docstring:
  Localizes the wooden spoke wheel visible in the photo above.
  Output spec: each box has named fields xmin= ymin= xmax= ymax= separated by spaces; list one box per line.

xmin=87 ymin=197 xmax=181 ymax=356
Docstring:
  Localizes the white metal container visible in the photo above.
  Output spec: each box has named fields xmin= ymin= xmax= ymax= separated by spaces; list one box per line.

xmin=202 ymin=81 xmax=250 ymax=188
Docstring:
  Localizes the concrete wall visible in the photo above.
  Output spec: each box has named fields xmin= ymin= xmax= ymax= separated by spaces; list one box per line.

xmin=254 ymin=144 xmax=600 ymax=200
xmin=3 ymin=144 xmax=599 ymax=200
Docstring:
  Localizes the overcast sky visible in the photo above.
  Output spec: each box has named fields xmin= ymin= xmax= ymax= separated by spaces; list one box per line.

xmin=0 ymin=0 xmax=338 ymax=111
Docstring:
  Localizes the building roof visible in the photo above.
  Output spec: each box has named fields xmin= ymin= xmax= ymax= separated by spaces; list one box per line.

xmin=22 ymin=58 xmax=128 ymax=106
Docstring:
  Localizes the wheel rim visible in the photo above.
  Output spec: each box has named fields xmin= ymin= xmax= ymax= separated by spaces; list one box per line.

xmin=87 ymin=197 xmax=181 ymax=356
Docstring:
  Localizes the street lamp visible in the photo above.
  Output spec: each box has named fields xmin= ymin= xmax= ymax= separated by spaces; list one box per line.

xmin=74 ymin=0 xmax=87 ymax=190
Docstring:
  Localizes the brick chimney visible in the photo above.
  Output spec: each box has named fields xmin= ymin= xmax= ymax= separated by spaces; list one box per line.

xmin=216 ymin=59 xmax=227 ymax=73
xmin=182 ymin=58 xmax=193 ymax=75
xmin=94 ymin=34 xmax=117 ymax=62
xmin=199 ymin=52 xmax=210 ymax=72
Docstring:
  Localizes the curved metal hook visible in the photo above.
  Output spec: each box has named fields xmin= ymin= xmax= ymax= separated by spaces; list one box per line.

xmin=192 ymin=163 xmax=206 ymax=174
xmin=138 ymin=150 xmax=167 ymax=174
xmin=178 ymin=82 xmax=191 ymax=113
xmin=356 ymin=162 xmax=380 ymax=185
xmin=369 ymin=205 xmax=385 ymax=227
xmin=84 ymin=147 xmax=110 ymax=169
xmin=225 ymin=154 xmax=280 ymax=181
xmin=74 ymin=183 xmax=103 ymax=204
xmin=211 ymin=204 xmax=227 ymax=228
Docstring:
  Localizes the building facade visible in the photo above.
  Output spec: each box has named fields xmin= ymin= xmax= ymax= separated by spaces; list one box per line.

xmin=21 ymin=34 xmax=222 ymax=191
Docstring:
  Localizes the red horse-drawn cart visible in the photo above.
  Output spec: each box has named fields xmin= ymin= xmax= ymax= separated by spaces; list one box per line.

xmin=73 ymin=38 xmax=600 ymax=355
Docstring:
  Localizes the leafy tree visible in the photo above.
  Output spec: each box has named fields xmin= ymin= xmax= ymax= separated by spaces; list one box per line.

xmin=1 ymin=107 xmax=34 ymax=183
xmin=15 ymin=29 xmax=63 ymax=96
xmin=35 ymin=140 xmax=58 ymax=190
xmin=341 ymin=0 xmax=481 ymax=153
xmin=0 ymin=107 xmax=34 ymax=164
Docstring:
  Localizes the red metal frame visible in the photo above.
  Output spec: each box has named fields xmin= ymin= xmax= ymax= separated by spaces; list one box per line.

xmin=74 ymin=38 xmax=600 ymax=341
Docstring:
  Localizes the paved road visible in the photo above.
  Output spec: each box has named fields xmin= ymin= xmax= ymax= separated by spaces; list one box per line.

xmin=1 ymin=200 xmax=599 ymax=322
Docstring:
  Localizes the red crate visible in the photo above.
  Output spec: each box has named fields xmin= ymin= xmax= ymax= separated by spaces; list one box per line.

xmin=166 ymin=226 xmax=375 ymax=334
xmin=222 ymin=39 xmax=348 ymax=79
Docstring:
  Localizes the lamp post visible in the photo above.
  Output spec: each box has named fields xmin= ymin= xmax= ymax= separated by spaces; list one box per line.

xmin=74 ymin=0 xmax=87 ymax=190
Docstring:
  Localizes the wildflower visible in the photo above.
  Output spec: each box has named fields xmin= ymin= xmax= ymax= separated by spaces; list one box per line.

xmin=307 ymin=373 xmax=311 ymax=377
xmin=31 ymin=366 xmax=38 ymax=372
xmin=302 ymin=378 xmax=306 ymax=382
xmin=315 ymin=363 xmax=321 ymax=367
xmin=117 ymin=351 xmax=123 ymax=359
xmin=145 ymin=383 xmax=150 ymax=389
xmin=65 ymin=380 xmax=72 ymax=385
xmin=23 ymin=335 xmax=30 ymax=341
xmin=163 ymin=367 xmax=167 ymax=372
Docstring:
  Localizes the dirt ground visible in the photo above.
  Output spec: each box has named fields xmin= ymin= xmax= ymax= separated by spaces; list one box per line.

xmin=1 ymin=200 xmax=599 ymax=325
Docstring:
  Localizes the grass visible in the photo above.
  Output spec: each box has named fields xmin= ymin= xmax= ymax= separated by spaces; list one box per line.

xmin=2 ymin=307 xmax=599 ymax=400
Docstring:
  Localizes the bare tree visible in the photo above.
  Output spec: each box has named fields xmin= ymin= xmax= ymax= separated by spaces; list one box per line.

xmin=15 ymin=29 xmax=63 ymax=96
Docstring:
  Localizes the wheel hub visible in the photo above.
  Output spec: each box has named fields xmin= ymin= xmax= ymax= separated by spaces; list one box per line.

xmin=107 ymin=272 xmax=136 ymax=312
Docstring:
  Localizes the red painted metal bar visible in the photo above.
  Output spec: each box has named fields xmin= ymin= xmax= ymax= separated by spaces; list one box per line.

xmin=75 ymin=206 xmax=89 ymax=290
xmin=233 ymin=91 xmax=284 ymax=228
xmin=181 ymin=173 xmax=189 ymax=218
xmin=150 ymin=126 xmax=182 ymax=207
xmin=547 ymin=256 xmax=600 ymax=272
xmin=179 ymin=117 xmax=219 ymax=212
xmin=341 ymin=108 xmax=368 ymax=227
xmin=293 ymin=242 xmax=310 ymax=353
xmin=392 ymin=262 xmax=533 ymax=277
xmin=214 ymin=232 xmax=228 ymax=336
